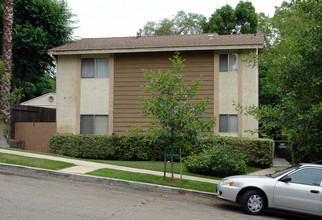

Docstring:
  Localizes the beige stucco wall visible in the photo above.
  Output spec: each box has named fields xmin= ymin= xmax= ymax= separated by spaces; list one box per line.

xmin=241 ymin=51 xmax=259 ymax=137
xmin=56 ymin=55 xmax=80 ymax=134
xmin=215 ymin=50 xmax=258 ymax=137
xmin=56 ymin=54 xmax=111 ymax=134
xmin=219 ymin=72 xmax=238 ymax=113
xmin=218 ymin=70 xmax=239 ymax=137
xmin=80 ymin=79 xmax=109 ymax=114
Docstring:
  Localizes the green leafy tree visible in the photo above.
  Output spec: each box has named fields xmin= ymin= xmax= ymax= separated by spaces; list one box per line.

xmin=23 ymin=75 xmax=55 ymax=101
xmin=256 ymin=13 xmax=281 ymax=107
xmin=201 ymin=4 xmax=235 ymax=34
xmin=234 ymin=0 xmax=258 ymax=34
xmin=138 ymin=53 xmax=216 ymax=179
xmin=142 ymin=11 xmax=205 ymax=36
xmin=202 ymin=0 xmax=258 ymax=34
xmin=242 ymin=0 xmax=321 ymax=163
xmin=257 ymin=12 xmax=275 ymax=48
xmin=0 ymin=0 xmax=75 ymax=103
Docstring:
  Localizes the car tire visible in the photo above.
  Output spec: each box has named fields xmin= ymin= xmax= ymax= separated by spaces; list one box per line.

xmin=240 ymin=190 xmax=265 ymax=215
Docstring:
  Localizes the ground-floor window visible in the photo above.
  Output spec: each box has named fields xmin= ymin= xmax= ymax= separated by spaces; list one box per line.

xmin=80 ymin=115 xmax=109 ymax=135
xmin=219 ymin=114 xmax=238 ymax=132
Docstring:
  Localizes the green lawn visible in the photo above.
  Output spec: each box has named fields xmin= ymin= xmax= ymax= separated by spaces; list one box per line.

xmin=87 ymin=159 xmax=262 ymax=179
xmin=0 ymin=146 xmax=262 ymax=190
xmin=87 ymin=168 xmax=217 ymax=193
xmin=0 ymin=152 xmax=75 ymax=170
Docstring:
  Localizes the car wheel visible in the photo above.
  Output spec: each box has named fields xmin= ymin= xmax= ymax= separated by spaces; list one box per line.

xmin=240 ymin=190 xmax=265 ymax=215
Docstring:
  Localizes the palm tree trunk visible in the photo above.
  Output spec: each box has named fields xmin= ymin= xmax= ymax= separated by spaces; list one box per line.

xmin=0 ymin=0 xmax=14 ymax=143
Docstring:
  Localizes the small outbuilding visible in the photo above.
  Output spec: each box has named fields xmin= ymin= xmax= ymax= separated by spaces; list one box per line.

xmin=20 ymin=92 xmax=56 ymax=109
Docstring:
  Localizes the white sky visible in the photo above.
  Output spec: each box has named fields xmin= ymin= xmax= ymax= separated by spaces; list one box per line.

xmin=65 ymin=0 xmax=287 ymax=38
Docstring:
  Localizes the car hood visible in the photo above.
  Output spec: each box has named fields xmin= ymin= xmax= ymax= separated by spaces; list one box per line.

xmin=221 ymin=175 xmax=277 ymax=189
xmin=226 ymin=175 xmax=270 ymax=180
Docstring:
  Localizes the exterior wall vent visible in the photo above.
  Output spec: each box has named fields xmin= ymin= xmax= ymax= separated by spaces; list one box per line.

xmin=208 ymin=34 xmax=215 ymax=40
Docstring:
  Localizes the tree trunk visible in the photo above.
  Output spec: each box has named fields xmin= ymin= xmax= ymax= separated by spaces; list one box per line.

xmin=0 ymin=0 xmax=14 ymax=144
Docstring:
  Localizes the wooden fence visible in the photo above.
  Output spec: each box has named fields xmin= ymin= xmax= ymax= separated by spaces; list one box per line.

xmin=14 ymin=122 xmax=57 ymax=153
xmin=10 ymin=105 xmax=56 ymax=138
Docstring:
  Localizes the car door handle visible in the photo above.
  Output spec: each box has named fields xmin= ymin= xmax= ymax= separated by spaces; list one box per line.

xmin=310 ymin=190 xmax=320 ymax=194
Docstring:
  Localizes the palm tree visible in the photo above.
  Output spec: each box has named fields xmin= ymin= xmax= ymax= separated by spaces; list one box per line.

xmin=0 ymin=0 xmax=14 ymax=143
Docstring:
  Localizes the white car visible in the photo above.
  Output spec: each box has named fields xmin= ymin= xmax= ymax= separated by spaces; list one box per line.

xmin=217 ymin=162 xmax=322 ymax=216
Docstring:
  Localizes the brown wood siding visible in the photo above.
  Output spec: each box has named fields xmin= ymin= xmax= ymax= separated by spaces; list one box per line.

xmin=113 ymin=51 xmax=214 ymax=135
xmin=14 ymin=122 xmax=57 ymax=153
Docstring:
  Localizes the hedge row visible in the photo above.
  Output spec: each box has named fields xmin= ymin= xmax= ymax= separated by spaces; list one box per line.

xmin=49 ymin=134 xmax=274 ymax=168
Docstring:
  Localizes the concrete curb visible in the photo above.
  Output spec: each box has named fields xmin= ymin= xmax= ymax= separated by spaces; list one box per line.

xmin=0 ymin=163 xmax=218 ymax=200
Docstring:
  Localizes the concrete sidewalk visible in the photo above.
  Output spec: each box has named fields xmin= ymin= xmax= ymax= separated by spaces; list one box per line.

xmin=248 ymin=157 xmax=291 ymax=175
xmin=0 ymin=148 xmax=220 ymax=184
xmin=0 ymin=148 xmax=291 ymax=185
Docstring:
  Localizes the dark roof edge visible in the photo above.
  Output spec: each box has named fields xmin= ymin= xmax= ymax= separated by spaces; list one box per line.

xmin=48 ymin=44 xmax=264 ymax=56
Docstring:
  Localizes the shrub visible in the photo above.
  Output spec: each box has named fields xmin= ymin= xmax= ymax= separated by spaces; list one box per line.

xmin=50 ymin=134 xmax=164 ymax=160
xmin=184 ymin=146 xmax=246 ymax=177
xmin=50 ymin=134 xmax=274 ymax=167
xmin=191 ymin=135 xmax=274 ymax=168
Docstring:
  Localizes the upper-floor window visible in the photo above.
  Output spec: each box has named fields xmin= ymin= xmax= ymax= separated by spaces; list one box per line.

xmin=81 ymin=58 xmax=109 ymax=78
xmin=219 ymin=54 xmax=238 ymax=72
xmin=219 ymin=114 xmax=238 ymax=132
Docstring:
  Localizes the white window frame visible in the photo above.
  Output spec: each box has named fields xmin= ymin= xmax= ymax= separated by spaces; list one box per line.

xmin=219 ymin=54 xmax=238 ymax=72
xmin=81 ymin=58 xmax=109 ymax=78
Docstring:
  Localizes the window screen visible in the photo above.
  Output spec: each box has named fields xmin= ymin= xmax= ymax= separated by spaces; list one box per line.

xmin=80 ymin=115 xmax=94 ymax=134
xmin=219 ymin=114 xmax=228 ymax=132
xmin=81 ymin=58 xmax=95 ymax=78
xmin=219 ymin=54 xmax=228 ymax=72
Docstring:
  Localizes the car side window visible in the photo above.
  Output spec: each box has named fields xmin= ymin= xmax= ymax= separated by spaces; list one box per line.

xmin=289 ymin=168 xmax=322 ymax=186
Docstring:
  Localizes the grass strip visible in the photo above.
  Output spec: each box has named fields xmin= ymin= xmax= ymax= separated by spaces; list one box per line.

xmin=88 ymin=159 xmax=222 ymax=180
xmin=88 ymin=160 xmax=261 ymax=178
xmin=0 ymin=152 xmax=75 ymax=170
xmin=87 ymin=168 xmax=217 ymax=193
xmin=0 ymin=147 xmax=262 ymax=178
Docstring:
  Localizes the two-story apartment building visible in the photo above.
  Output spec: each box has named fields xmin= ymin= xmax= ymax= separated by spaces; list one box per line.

xmin=48 ymin=33 xmax=264 ymax=137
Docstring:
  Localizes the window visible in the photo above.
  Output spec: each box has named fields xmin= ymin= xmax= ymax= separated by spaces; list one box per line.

xmin=80 ymin=115 xmax=109 ymax=135
xmin=289 ymin=168 xmax=322 ymax=186
xmin=219 ymin=54 xmax=238 ymax=72
xmin=219 ymin=114 xmax=238 ymax=132
xmin=81 ymin=58 xmax=109 ymax=78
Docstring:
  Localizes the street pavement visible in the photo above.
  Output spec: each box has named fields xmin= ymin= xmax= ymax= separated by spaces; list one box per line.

xmin=3 ymin=168 xmax=313 ymax=220
xmin=0 ymin=148 xmax=291 ymax=198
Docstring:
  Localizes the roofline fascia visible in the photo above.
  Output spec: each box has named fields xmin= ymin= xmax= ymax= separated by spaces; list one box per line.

xmin=48 ymin=45 xmax=263 ymax=56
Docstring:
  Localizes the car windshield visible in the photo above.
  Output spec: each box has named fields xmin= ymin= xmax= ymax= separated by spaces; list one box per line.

xmin=270 ymin=165 xmax=300 ymax=178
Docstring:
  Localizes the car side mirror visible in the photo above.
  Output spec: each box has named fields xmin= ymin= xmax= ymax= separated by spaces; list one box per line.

xmin=280 ymin=175 xmax=292 ymax=183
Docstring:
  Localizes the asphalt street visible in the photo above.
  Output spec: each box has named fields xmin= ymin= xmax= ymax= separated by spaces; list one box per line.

xmin=0 ymin=168 xmax=319 ymax=220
